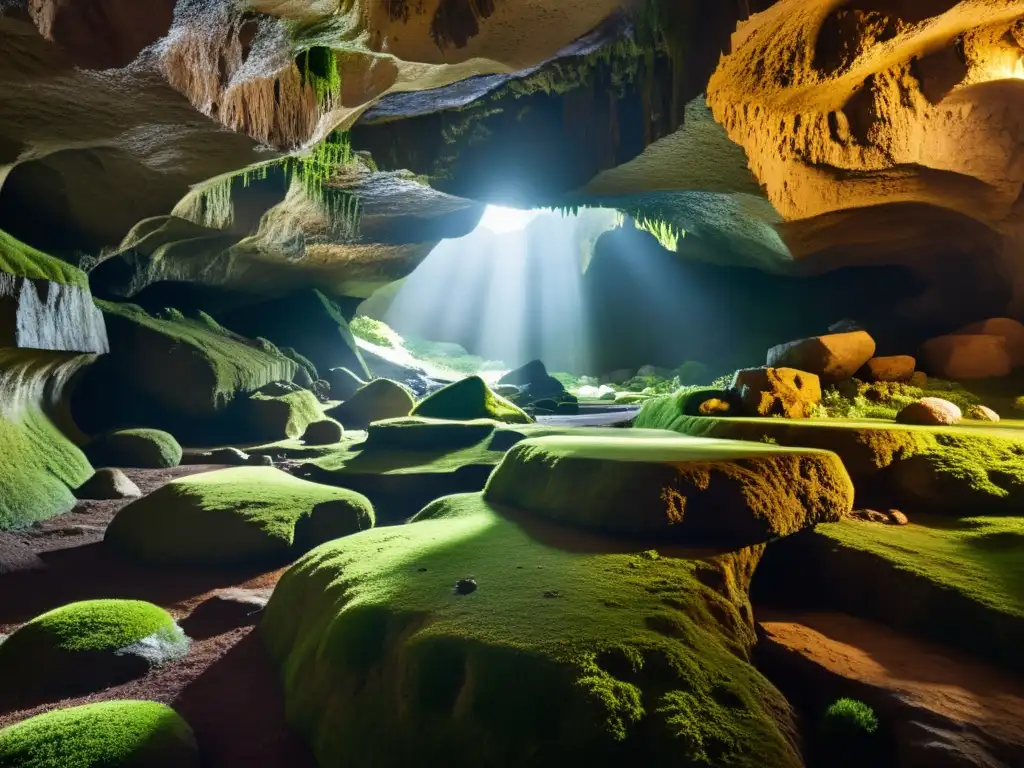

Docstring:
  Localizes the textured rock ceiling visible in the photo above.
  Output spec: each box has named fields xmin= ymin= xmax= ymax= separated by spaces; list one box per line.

xmin=1 ymin=0 xmax=1023 ymax=325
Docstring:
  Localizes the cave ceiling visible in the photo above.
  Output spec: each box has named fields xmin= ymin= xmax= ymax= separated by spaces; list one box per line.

xmin=1 ymin=0 xmax=1023 ymax=317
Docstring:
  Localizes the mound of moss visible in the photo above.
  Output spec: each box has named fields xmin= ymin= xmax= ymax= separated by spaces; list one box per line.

xmin=105 ymin=466 xmax=374 ymax=564
xmin=72 ymin=302 xmax=296 ymax=440
xmin=362 ymin=417 xmax=500 ymax=451
xmin=0 ymin=228 xmax=88 ymax=287
xmin=0 ymin=351 xmax=94 ymax=530
xmin=411 ymin=375 xmax=532 ymax=424
xmin=484 ymin=435 xmax=853 ymax=547
xmin=756 ymin=515 xmax=1024 ymax=673
xmin=84 ymin=428 xmax=182 ymax=469
xmin=637 ymin=398 xmax=1024 ymax=514
xmin=0 ymin=700 xmax=199 ymax=768
xmin=303 ymin=419 xmax=344 ymax=445
xmin=240 ymin=387 xmax=323 ymax=441
xmin=0 ymin=600 xmax=188 ymax=707
xmin=325 ymin=378 xmax=414 ymax=428
xmin=263 ymin=494 xmax=802 ymax=768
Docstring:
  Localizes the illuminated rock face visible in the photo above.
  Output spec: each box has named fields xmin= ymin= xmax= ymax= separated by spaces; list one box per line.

xmin=706 ymin=1 xmax=1024 ymax=311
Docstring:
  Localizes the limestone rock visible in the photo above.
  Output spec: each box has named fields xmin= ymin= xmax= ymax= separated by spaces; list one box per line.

xmin=85 ymin=428 xmax=182 ymax=469
xmin=326 ymin=366 xmax=367 ymax=401
xmin=966 ymin=405 xmax=1000 ymax=423
xmin=75 ymin=468 xmax=141 ymax=500
xmin=887 ymin=510 xmax=909 ymax=526
xmin=958 ymin=318 xmax=1024 ymax=368
xmin=180 ymin=588 xmax=271 ymax=639
xmin=858 ymin=355 xmax=915 ymax=383
xmin=240 ymin=386 xmax=323 ymax=441
xmin=496 ymin=359 xmax=566 ymax=401
xmin=185 ymin=446 xmax=250 ymax=465
xmin=767 ymin=331 xmax=875 ymax=384
xmin=485 ymin=434 xmax=854 ymax=547
xmin=921 ymin=335 xmax=1012 ymax=380
xmin=411 ymin=375 xmax=531 ymax=425
xmin=303 ymin=419 xmax=344 ymax=445
xmin=733 ymin=367 xmax=822 ymax=419
xmin=106 ymin=466 xmax=374 ymax=564
xmin=325 ymin=378 xmax=414 ymax=429
xmin=895 ymin=398 xmax=962 ymax=426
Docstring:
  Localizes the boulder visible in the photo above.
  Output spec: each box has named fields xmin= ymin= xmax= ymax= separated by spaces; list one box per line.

xmin=106 ymin=466 xmax=374 ymax=564
xmin=493 ymin=384 xmax=520 ymax=397
xmin=411 ymin=376 xmax=532 ymax=424
xmin=909 ymin=371 xmax=928 ymax=388
xmin=920 ymin=334 xmax=1011 ymax=380
xmin=240 ymin=386 xmax=323 ymax=440
xmin=75 ymin=468 xmax=141 ymax=500
xmin=303 ymin=419 xmax=344 ymax=445
xmin=600 ymin=368 xmax=635 ymax=385
xmin=180 ymin=588 xmax=271 ymax=639
xmin=326 ymin=366 xmax=366 ymax=400
xmin=357 ymin=346 xmax=443 ymax=397
xmin=84 ymin=428 xmax=182 ymax=469
xmin=263 ymin=495 xmax=803 ymax=768
xmin=0 ymin=599 xmax=189 ymax=707
xmin=958 ymin=317 xmax=1024 ymax=367
xmin=185 ymin=446 xmax=250 ymax=465
xmin=733 ymin=367 xmax=822 ymax=418
xmin=485 ymin=435 xmax=853 ymax=546
xmin=895 ymin=398 xmax=962 ymax=426
xmin=293 ymin=364 xmax=315 ymax=390
xmin=0 ymin=701 xmax=200 ymax=767
xmin=496 ymin=359 xmax=566 ymax=401
xmin=325 ymin=378 xmax=415 ymax=429
xmin=767 ymin=331 xmax=876 ymax=383
xmin=965 ymin=405 xmax=1000 ymax=422
xmin=857 ymin=355 xmax=915 ymax=383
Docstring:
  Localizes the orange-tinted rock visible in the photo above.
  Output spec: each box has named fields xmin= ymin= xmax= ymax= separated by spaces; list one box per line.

xmin=895 ymin=398 xmax=961 ymax=426
xmin=767 ymin=331 xmax=875 ymax=383
xmin=965 ymin=405 xmax=1000 ymax=423
xmin=857 ymin=355 xmax=915 ymax=383
xmin=921 ymin=335 xmax=1011 ymax=380
xmin=733 ymin=367 xmax=821 ymax=419
xmin=958 ymin=318 xmax=1024 ymax=368
xmin=909 ymin=371 xmax=928 ymax=388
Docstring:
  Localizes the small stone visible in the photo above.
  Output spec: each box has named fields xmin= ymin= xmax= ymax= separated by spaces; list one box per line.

xmin=75 ymin=468 xmax=141 ymax=500
xmin=887 ymin=509 xmax=909 ymax=525
xmin=249 ymin=454 xmax=274 ymax=466
xmin=697 ymin=397 xmax=732 ymax=416
xmin=909 ymin=371 xmax=928 ymax=388
xmin=180 ymin=588 xmax=271 ymax=639
xmin=208 ymin=447 xmax=251 ymax=464
xmin=454 ymin=578 xmax=477 ymax=595
xmin=852 ymin=508 xmax=889 ymax=523
xmin=896 ymin=397 xmax=962 ymax=426
xmin=417 ymin=567 xmax=428 ymax=573
xmin=965 ymin=404 xmax=1000 ymax=422
xmin=542 ymin=590 xmax=561 ymax=599
xmin=858 ymin=355 xmax=916 ymax=382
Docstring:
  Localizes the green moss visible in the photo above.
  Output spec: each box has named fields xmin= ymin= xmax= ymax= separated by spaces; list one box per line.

xmin=280 ymin=346 xmax=318 ymax=380
xmin=96 ymin=301 xmax=296 ymax=414
xmin=484 ymin=435 xmax=853 ymax=546
xmin=0 ymin=701 xmax=198 ymax=768
xmin=812 ymin=378 xmax=981 ymax=420
xmin=0 ymin=350 xmax=93 ymax=530
xmin=636 ymin=399 xmax=1024 ymax=513
xmin=245 ymin=389 xmax=324 ymax=440
xmin=105 ymin=466 xmax=374 ymax=564
xmin=325 ymin=378 xmax=415 ymax=429
xmin=263 ymin=494 xmax=801 ymax=768
xmin=817 ymin=699 xmax=879 ymax=768
xmin=411 ymin=376 xmax=532 ymax=425
xmin=85 ymin=428 xmax=182 ymax=469
xmin=821 ymin=698 xmax=878 ymax=736
xmin=0 ymin=601 xmax=188 ymax=704
xmin=0 ymin=229 xmax=88 ymax=288
xmin=350 ymin=315 xmax=397 ymax=347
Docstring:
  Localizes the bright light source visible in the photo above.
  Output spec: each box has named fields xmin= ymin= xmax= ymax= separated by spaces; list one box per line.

xmin=478 ymin=205 xmax=540 ymax=234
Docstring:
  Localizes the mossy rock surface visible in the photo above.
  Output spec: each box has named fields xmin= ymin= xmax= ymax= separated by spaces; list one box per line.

xmin=756 ymin=516 xmax=1024 ymax=673
xmin=84 ymin=428 xmax=182 ymax=469
xmin=325 ymin=378 xmax=414 ymax=429
xmin=241 ymin=388 xmax=323 ymax=441
xmin=637 ymin=398 xmax=1024 ymax=514
xmin=362 ymin=417 xmax=500 ymax=452
xmin=303 ymin=419 xmax=344 ymax=445
xmin=326 ymin=367 xmax=365 ymax=400
xmin=262 ymin=494 xmax=801 ymax=768
xmin=105 ymin=467 xmax=374 ymax=564
xmin=0 ymin=229 xmax=88 ymax=288
xmin=0 ymin=700 xmax=199 ymax=768
xmin=411 ymin=375 xmax=532 ymax=425
xmin=485 ymin=435 xmax=853 ymax=547
xmin=0 ymin=600 xmax=188 ymax=707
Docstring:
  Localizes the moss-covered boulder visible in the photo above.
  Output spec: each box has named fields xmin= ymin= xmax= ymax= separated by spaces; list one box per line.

xmin=240 ymin=386 xmax=323 ymax=441
xmin=303 ymin=419 xmax=344 ymax=445
xmin=84 ymin=428 xmax=182 ymax=469
xmin=755 ymin=516 xmax=1024 ymax=674
xmin=262 ymin=494 xmax=802 ymax=768
xmin=0 ymin=600 xmax=188 ymax=707
xmin=105 ymin=466 xmax=374 ymax=564
xmin=496 ymin=359 xmax=566 ymax=401
xmin=484 ymin=435 xmax=853 ymax=547
xmin=74 ymin=468 xmax=141 ymax=500
xmin=71 ymin=302 xmax=296 ymax=440
xmin=326 ymin=366 xmax=366 ymax=400
xmin=325 ymin=378 xmax=414 ymax=429
xmin=411 ymin=375 xmax=532 ymax=425
xmin=636 ymin=403 xmax=1024 ymax=515
xmin=0 ymin=350 xmax=94 ymax=530
xmin=733 ymin=367 xmax=821 ymax=418
xmin=0 ymin=700 xmax=199 ymax=768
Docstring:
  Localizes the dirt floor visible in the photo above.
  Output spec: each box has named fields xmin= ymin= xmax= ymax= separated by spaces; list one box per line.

xmin=0 ymin=465 xmax=314 ymax=768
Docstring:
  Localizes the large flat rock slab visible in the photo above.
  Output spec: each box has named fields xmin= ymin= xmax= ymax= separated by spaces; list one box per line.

xmin=484 ymin=435 xmax=854 ymax=546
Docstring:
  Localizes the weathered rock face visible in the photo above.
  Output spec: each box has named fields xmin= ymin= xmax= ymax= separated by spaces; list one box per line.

xmin=733 ymin=366 xmax=822 ymax=419
xmin=767 ymin=331 xmax=875 ymax=383
xmin=920 ymin=333 xmax=1012 ymax=380
xmin=706 ymin=1 xmax=1024 ymax=316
